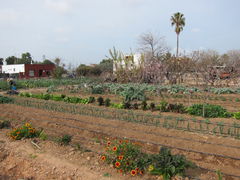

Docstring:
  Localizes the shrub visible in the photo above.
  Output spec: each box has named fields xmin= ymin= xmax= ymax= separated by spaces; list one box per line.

xmin=88 ymin=96 xmax=95 ymax=103
xmin=97 ymin=97 xmax=104 ymax=106
xmin=0 ymin=120 xmax=11 ymax=129
xmin=187 ymin=104 xmax=230 ymax=118
xmin=57 ymin=134 xmax=72 ymax=145
xmin=159 ymin=101 xmax=169 ymax=112
xmin=168 ymin=104 xmax=186 ymax=113
xmin=234 ymin=112 xmax=240 ymax=120
xmin=0 ymin=95 xmax=14 ymax=104
xmin=9 ymin=123 xmax=40 ymax=140
xmin=150 ymin=103 xmax=155 ymax=111
xmin=141 ymin=100 xmax=147 ymax=110
xmin=105 ymin=98 xmax=111 ymax=107
xmin=148 ymin=147 xmax=194 ymax=179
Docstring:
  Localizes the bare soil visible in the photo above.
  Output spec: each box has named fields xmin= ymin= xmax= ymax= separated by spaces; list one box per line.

xmin=1 ymin=103 xmax=240 ymax=179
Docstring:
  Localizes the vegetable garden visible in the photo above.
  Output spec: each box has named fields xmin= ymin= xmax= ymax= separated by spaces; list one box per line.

xmin=1 ymin=78 xmax=240 ymax=179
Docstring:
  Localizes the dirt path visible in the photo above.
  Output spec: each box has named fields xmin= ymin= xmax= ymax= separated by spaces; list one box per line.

xmin=1 ymin=104 xmax=240 ymax=179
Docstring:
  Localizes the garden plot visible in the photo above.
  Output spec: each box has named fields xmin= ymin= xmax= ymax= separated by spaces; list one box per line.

xmin=1 ymin=103 xmax=240 ymax=179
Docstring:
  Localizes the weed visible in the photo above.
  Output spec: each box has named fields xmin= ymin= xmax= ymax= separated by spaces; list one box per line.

xmin=57 ymin=134 xmax=72 ymax=146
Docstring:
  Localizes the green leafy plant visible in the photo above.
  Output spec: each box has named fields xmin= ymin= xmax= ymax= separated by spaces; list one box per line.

xmin=88 ymin=96 xmax=95 ymax=103
xmin=101 ymin=140 xmax=148 ymax=176
xmin=97 ymin=97 xmax=104 ymax=106
xmin=234 ymin=112 xmax=240 ymax=120
xmin=91 ymin=85 xmax=104 ymax=94
xmin=57 ymin=134 xmax=72 ymax=145
xmin=141 ymin=100 xmax=147 ymax=110
xmin=159 ymin=101 xmax=169 ymax=112
xmin=105 ymin=98 xmax=111 ymax=107
xmin=148 ymin=147 xmax=194 ymax=180
xmin=9 ymin=123 xmax=41 ymax=140
xmin=150 ymin=103 xmax=155 ymax=112
xmin=187 ymin=104 xmax=231 ymax=118
xmin=0 ymin=95 xmax=14 ymax=104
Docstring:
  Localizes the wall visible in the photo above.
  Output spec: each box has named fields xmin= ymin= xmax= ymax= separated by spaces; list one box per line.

xmin=19 ymin=64 xmax=55 ymax=79
xmin=2 ymin=64 xmax=25 ymax=74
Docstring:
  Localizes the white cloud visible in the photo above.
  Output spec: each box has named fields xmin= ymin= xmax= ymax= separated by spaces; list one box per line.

xmin=191 ymin=28 xmax=200 ymax=33
xmin=0 ymin=9 xmax=18 ymax=23
xmin=44 ymin=0 xmax=72 ymax=14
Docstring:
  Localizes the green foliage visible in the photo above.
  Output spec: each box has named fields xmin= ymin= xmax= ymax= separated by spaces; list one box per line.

xmin=102 ymin=140 xmax=193 ymax=178
xmin=52 ymin=66 xmax=65 ymax=79
xmin=102 ymin=140 xmax=148 ymax=174
xmin=57 ymin=134 xmax=72 ymax=146
xmin=148 ymin=147 xmax=194 ymax=179
xmin=39 ymin=130 xmax=48 ymax=140
xmin=51 ymin=94 xmax=65 ymax=101
xmin=105 ymin=98 xmax=111 ymax=107
xmin=168 ymin=104 xmax=186 ymax=113
xmin=141 ymin=100 xmax=147 ymax=110
xmin=234 ymin=112 xmax=240 ymax=120
xmin=123 ymin=101 xmax=131 ymax=109
xmin=0 ymin=120 xmax=11 ymax=129
xmin=91 ymin=85 xmax=104 ymax=94
xmin=159 ymin=101 xmax=169 ymax=112
xmin=0 ymin=95 xmax=14 ymax=104
xmin=120 ymin=86 xmax=146 ymax=102
xmin=187 ymin=104 xmax=231 ymax=118
xmin=88 ymin=96 xmax=95 ymax=103
xmin=216 ymin=170 xmax=223 ymax=180
xmin=9 ymin=123 xmax=40 ymax=140
xmin=150 ymin=103 xmax=155 ymax=111
xmin=97 ymin=97 xmax=104 ymax=106
xmin=110 ymin=103 xmax=124 ymax=109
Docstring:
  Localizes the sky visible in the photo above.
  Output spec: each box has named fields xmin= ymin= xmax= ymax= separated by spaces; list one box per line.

xmin=0 ymin=0 xmax=239 ymax=66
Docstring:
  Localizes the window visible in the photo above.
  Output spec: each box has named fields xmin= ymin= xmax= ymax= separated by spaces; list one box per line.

xmin=29 ymin=70 xmax=34 ymax=77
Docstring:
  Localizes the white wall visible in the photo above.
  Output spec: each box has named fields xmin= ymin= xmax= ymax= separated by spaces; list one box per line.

xmin=2 ymin=64 xmax=25 ymax=74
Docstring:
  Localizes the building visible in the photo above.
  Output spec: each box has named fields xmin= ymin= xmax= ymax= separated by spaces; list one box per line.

xmin=1 ymin=64 xmax=55 ymax=79
xmin=113 ymin=54 xmax=144 ymax=72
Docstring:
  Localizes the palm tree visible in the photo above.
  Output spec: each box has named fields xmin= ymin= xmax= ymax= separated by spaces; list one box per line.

xmin=171 ymin=12 xmax=185 ymax=57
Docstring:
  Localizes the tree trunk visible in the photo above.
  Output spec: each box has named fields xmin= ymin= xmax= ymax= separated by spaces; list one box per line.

xmin=176 ymin=34 xmax=179 ymax=58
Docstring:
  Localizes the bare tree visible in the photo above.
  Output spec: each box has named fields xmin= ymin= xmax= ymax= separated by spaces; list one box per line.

xmin=138 ymin=32 xmax=169 ymax=59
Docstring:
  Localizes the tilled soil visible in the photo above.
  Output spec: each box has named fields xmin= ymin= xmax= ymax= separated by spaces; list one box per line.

xmin=1 ymin=104 xmax=240 ymax=179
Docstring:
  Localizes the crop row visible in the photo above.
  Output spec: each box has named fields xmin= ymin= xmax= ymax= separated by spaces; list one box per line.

xmin=13 ymin=97 xmax=240 ymax=139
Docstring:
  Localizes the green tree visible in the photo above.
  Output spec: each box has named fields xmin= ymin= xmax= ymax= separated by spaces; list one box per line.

xmin=15 ymin=52 xmax=33 ymax=64
xmin=52 ymin=58 xmax=66 ymax=79
xmin=0 ymin=58 xmax=3 ymax=65
xmin=76 ymin=64 xmax=91 ymax=76
xmin=42 ymin=59 xmax=54 ymax=65
xmin=5 ymin=56 xmax=18 ymax=65
xmin=171 ymin=12 xmax=186 ymax=57
xmin=99 ymin=59 xmax=113 ymax=73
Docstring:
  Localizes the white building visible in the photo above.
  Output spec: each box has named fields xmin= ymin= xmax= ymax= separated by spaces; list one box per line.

xmin=2 ymin=64 xmax=25 ymax=74
xmin=113 ymin=54 xmax=144 ymax=72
